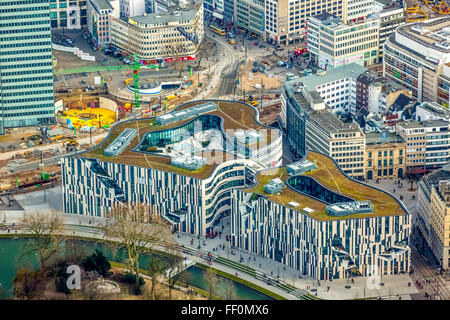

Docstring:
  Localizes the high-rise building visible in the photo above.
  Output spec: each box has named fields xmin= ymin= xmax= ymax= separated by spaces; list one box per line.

xmin=383 ymin=17 xmax=450 ymax=102
xmin=0 ymin=0 xmax=55 ymax=133
xmin=234 ymin=0 xmax=265 ymax=39
xmin=307 ymin=12 xmax=379 ymax=70
xmin=346 ymin=0 xmax=373 ymax=23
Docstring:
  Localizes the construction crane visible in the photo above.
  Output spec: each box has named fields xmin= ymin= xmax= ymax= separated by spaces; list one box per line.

xmin=132 ymin=54 xmax=140 ymax=109
xmin=56 ymin=54 xmax=161 ymax=109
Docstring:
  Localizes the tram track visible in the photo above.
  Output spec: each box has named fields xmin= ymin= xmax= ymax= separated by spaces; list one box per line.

xmin=411 ymin=247 xmax=450 ymax=299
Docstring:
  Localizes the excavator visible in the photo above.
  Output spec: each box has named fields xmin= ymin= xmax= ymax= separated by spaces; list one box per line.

xmin=406 ymin=5 xmax=429 ymax=22
xmin=63 ymin=138 xmax=79 ymax=152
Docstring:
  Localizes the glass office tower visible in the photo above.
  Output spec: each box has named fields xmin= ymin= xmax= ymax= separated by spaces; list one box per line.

xmin=0 ymin=0 xmax=55 ymax=134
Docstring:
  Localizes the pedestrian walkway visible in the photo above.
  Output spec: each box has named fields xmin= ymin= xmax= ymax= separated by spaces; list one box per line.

xmin=5 ymin=187 xmax=419 ymax=300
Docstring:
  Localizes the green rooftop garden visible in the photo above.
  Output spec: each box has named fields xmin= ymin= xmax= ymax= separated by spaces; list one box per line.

xmin=244 ymin=151 xmax=406 ymax=221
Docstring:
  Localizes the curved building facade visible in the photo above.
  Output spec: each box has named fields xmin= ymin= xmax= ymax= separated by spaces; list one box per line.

xmin=62 ymin=100 xmax=281 ymax=236
xmin=231 ymin=151 xmax=411 ymax=280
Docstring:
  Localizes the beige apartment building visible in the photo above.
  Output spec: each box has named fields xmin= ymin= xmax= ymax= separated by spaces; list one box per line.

xmin=429 ymin=180 xmax=450 ymax=270
xmin=365 ymin=132 xmax=406 ymax=180
xmin=396 ymin=121 xmax=426 ymax=175
xmin=307 ymin=12 xmax=379 ymax=70
xmin=110 ymin=2 xmax=203 ymax=60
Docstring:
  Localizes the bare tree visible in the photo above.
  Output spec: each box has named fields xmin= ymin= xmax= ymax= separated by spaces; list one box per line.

xmin=20 ymin=211 xmax=64 ymax=269
xmin=165 ymin=241 xmax=184 ymax=300
xmin=147 ymin=256 xmax=164 ymax=300
xmin=206 ymin=266 xmax=218 ymax=300
xmin=103 ymin=204 xmax=172 ymax=294
xmin=225 ymin=287 xmax=236 ymax=300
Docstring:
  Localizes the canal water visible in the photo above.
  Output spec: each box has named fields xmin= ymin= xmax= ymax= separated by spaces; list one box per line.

xmin=0 ymin=238 xmax=273 ymax=300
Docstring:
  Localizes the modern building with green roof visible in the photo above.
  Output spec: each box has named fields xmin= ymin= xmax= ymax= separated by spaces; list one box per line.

xmin=62 ymin=100 xmax=282 ymax=236
xmin=231 ymin=150 xmax=411 ymax=280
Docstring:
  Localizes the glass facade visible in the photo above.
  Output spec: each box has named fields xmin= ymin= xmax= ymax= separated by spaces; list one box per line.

xmin=287 ymin=175 xmax=354 ymax=204
xmin=0 ymin=0 xmax=55 ymax=133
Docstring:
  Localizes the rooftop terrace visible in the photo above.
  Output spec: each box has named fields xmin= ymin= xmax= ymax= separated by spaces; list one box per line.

xmin=244 ymin=151 xmax=407 ymax=221
xmin=77 ymin=100 xmax=278 ymax=180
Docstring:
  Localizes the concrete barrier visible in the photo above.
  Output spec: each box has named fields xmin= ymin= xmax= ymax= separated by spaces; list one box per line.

xmin=52 ymin=43 xmax=96 ymax=62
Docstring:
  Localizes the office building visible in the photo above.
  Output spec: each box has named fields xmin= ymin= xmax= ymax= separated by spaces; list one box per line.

xmin=231 ymin=150 xmax=411 ymax=280
xmin=307 ymin=12 xmax=379 ymax=70
xmin=235 ymin=0 xmax=265 ymax=39
xmin=280 ymin=64 xmax=367 ymax=127
xmin=265 ymin=0 xmax=345 ymax=45
xmin=62 ymin=100 xmax=283 ymax=236
xmin=365 ymin=131 xmax=406 ymax=179
xmin=396 ymin=119 xmax=450 ymax=173
xmin=110 ymin=2 xmax=203 ymax=60
xmin=87 ymin=0 xmax=120 ymax=48
xmin=0 ymin=0 xmax=55 ymax=133
xmin=418 ymin=169 xmax=450 ymax=270
xmin=372 ymin=0 xmax=405 ymax=60
xmin=396 ymin=121 xmax=426 ymax=175
xmin=383 ymin=17 xmax=450 ymax=102
xmin=49 ymin=0 xmax=88 ymax=29
xmin=223 ymin=0 xmax=234 ymax=22
xmin=282 ymin=80 xmax=366 ymax=179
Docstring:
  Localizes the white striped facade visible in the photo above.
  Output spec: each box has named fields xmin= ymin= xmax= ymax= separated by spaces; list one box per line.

xmin=62 ymin=156 xmax=264 ymax=236
xmin=231 ymin=190 xmax=411 ymax=280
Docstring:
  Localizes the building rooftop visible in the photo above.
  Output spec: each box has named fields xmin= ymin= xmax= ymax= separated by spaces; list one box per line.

xmin=365 ymin=131 xmax=404 ymax=145
xmin=91 ymin=0 xmax=114 ymax=11
xmin=417 ymin=101 xmax=450 ymax=119
xmin=389 ymin=93 xmax=418 ymax=113
xmin=372 ymin=77 xmax=406 ymax=93
xmin=129 ymin=2 xmax=200 ymax=26
xmin=421 ymin=163 xmax=450 ymax=194
xmin=244 ymin=151 xmax=408 ymax=221
xmin=298 ymin=63 xmax=368 ymax=91
xmin=394 ymin=17 xmax=450 ymax=55
xmin=285 ymin=82 xmax=362 ymax=134
xmin=310 ymin=12 xmax=378 ymax=30
xmin=77 ymin=100 xmax=279 ymax=180
xmin=397 ymin=119 xmax=449 ymax=130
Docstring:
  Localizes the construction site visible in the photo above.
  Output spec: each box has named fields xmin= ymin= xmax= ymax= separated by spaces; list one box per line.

xmin=406 ymin=0 xmax=450 ymax=22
